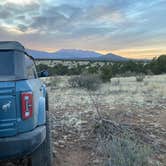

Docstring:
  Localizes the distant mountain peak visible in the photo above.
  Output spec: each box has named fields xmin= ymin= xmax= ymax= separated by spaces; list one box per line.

xmin=26 ymin=48 xmax=130 ymax=61
xmin=57 ymin=49 xmax=101 ymax=54
xmin=55 ymin=49 xmax=102 ymax=58
xmin=104 ymin=53 xmax=129 ymax=61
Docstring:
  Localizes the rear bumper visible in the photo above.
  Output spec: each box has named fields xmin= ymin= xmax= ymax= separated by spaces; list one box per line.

xmin=0 ymin=125 xmax=46 ymax=160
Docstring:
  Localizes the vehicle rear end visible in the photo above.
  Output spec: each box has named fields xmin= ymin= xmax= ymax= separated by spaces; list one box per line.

xmin=0 ymin=50 xmax=20 ymax=138
xmin=0 ymin=42 xmax=46 ymax=161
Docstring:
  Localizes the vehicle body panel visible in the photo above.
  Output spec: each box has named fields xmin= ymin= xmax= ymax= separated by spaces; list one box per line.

xmin=0 ymin=125 xmax=46 ymax=160
xmin=0 ymin=82 xmax=17 ymax=137
xmin=15 ymin=79 xmax=46 ymax=133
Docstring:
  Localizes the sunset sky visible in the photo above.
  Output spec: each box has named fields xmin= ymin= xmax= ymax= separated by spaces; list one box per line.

xmin=0 ymin=0 xmax=166 ymax=59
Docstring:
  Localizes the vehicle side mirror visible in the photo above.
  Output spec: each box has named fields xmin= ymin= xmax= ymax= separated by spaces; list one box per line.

xmin=38 ymin=70 xmax=49 ymax=77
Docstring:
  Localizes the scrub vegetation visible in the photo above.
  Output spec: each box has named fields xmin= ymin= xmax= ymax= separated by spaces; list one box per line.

xmin=34 ymin=55 xmax=166 ymax=166
xmin=41 ymin=72 xmax=166 ymax=166
xmin=36 ymin=55 xmax=166 ymax=77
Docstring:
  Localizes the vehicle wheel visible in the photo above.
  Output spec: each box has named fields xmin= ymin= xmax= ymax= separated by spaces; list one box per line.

xmin=29 ymin=112 xmax=53 ymax=166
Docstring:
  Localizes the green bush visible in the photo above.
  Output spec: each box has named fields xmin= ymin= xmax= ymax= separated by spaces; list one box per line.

xmin=100 ymin=65 xmax=112 ymax=82
xmin=136 ymin=74 xmax=145 ymax=82
xmin=68 ymin=74 xmax=101 ymax=91
xmin=36 ymin=55 xmax=166 ymax=77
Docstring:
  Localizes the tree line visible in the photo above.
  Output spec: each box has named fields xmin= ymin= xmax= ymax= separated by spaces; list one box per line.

xmin=36 ymin=55 xmax=166 ymax=79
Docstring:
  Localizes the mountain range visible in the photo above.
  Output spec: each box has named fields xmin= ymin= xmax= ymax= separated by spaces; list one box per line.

xmin=26 ymin=49 xmax=133 ymax=62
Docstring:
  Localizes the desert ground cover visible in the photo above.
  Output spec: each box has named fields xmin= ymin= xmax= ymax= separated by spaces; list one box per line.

xmin=42 ymin=74 xmax=166 ymax=166
xmin=2 ymin=74 xmax=166 ymax=166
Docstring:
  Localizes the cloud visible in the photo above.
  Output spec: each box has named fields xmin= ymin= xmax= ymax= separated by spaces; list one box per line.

xmin=0 ymin=1 xmax=40 ymax=32
xmin=0 ymin=0 xmax=165 ymax=58
xmin=5 ymin=0 xmax=38 ymax=4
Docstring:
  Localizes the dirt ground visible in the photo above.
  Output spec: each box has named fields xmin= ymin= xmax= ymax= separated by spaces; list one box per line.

xmin=48 ymin=75 xmax=166 ymax=166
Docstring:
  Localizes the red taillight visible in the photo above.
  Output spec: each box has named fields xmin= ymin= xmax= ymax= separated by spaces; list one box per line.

xmin=21 ymin=92 xmax=33 ymax=120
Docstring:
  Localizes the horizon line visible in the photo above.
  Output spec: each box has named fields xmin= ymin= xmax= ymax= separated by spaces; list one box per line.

xmin=27 ymin=47 xmax=165 ymax=60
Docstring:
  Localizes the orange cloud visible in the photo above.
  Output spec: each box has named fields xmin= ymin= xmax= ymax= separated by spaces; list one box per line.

xmin=96 ymin=48 xmax=166 ymax=59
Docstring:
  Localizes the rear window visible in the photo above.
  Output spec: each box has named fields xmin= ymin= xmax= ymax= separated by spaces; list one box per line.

xmin=0 ymin=50 xmax=26 ymax=81
xmin=0 ymin=51 xmax=15 ymax=76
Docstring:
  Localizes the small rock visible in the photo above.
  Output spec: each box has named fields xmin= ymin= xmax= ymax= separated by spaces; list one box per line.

xmin=154 ymin=123 xmax=160 ymax=128
xmin=58 ymin=140 xmax=65 ymax=144
xmin=74 ymin=139 xmax=78 ymax=142
xmin=161 ymin=127 xmax=165 ymax=132
xmin=93 ymin=159 xmax=100 ymax=164
xmin=149 ymin=134 xmax=156 ymax=139
xmin=140 ymin=119 xmax=145 ymax=122
xmin=91 ymin=152 xmax=95 ymax=156
xmin=76 ymin=120 xmax=88 ymax=126
xmin=59 ymin=144 xmax=65 ymax=148
xmin=53 ymin=142 xmax=59 ymax=146
xmin=63 ymin=135 xmax=68 ymax=140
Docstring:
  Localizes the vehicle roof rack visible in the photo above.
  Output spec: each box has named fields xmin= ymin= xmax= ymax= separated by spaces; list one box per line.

xmin=0 ymin=41 xmax=34 ymax=59
xmin=0 ymin=41 xmax=24 ymax=51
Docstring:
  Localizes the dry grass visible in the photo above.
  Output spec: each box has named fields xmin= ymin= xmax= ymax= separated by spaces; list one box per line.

xmin=41 ymin=74 xmax=166 ymax=166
